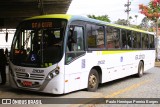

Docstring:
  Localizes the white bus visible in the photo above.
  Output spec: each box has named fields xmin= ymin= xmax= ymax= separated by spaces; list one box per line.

xmin=8 ymin=14 xmax=155 ymax=94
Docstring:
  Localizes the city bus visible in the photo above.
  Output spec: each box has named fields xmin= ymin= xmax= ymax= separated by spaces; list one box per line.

xmin=8 ymin=14 xmax=155 ymax=94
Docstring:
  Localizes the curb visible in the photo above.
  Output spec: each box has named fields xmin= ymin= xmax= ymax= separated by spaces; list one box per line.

xmin=155 ymin=62 xmax=160 ymax=67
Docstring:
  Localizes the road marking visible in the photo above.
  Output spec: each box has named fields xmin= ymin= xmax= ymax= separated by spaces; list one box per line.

xmin=68 ymin=80 xmax=151 ymax=107
xmin=104 ymin=80 xmax=151 ymax=98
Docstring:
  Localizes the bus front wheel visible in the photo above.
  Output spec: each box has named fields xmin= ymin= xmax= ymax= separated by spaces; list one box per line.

xmin=137 ymin=61 xmax=144 ymax=77
xmin=87 ymin=69 xmax=99 ymax=92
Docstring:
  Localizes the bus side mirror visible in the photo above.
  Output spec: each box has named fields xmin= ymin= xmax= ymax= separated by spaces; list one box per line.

xmin=5 ymin=32 xmax=8 ymax=42
xmin=72 ymin=31 xmax=77 ymax=43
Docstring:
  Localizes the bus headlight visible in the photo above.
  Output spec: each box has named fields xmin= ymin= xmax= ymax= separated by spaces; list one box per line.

xmin=48 ymin=72 xmax=54 ymax=79
xmin=47 ymin=69 xmax=59 ymax=79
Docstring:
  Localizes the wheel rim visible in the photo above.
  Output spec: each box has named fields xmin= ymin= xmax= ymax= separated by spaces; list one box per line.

xmin=89 ymin=74 xmax=97 ymax=88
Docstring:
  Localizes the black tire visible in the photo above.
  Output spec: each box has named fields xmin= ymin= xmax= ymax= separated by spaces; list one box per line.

xmin=136 ymin=61 xmax=144 ymax=77
xmin=87 ymin=69 xmax=99 ymax=92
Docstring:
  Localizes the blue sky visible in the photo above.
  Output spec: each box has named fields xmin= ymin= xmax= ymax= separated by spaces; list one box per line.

xmin=67 ymin=0 xmax=150 ymax=25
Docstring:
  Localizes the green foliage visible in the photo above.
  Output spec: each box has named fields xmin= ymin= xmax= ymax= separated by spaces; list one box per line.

xmin=114 ymin=18 xmax=149 ymax=31
xmin=129 ymin=16 xmax=132 ymax=19
xmin=114 ymin=19 xmax=128 ymax=25
xmin=87 ymin=15 xmax=111 ymax=22
xmin=130 ymin=25 xmax=141 ymax=29
xmin=139 ymin=1 xmax=160 ymax=22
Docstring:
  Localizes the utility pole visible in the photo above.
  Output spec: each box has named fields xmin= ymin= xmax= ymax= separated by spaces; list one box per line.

xmin=124 ymin=0 xmax=131 ymax=26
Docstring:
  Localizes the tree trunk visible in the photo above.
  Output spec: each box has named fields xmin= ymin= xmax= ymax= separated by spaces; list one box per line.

xmin=156 ymin=18 xmax=159 ymax=61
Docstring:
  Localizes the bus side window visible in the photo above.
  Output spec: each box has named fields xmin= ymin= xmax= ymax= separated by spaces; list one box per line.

xmin=74 ymin=27 xmax=84 ymax=51
xmin=121 ymin=30 xmax=131 ymax=49
xmin=149 ymin=34 xmax=155 ymax=48
xmin=127 ymin=31 xmax=132 ymax=48
xmin=67 ymin=27 xmax=84 ymax=51
xmin=87 ymin=24 xmax=105 ymax=49
xmin=142 ymin=33 xmax=149 ymax=49
xmin=65 ymin=26 xmax=85 ymax=64
xmin=132 ymin=32 xmax=137 ymax=48
xmin=106 ymin=27 xmax=120 ymax=49
xmin=121 ymin=30 xmax=128 ymax=49
xmin=137 ymin=33 xmax=141 ymax=48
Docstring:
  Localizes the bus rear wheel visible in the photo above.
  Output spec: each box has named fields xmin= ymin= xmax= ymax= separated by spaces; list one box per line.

xmin=136 ymin=61 xmax=144 ymax=77
xmin=87 ymin=69 xmax=99 ymax=92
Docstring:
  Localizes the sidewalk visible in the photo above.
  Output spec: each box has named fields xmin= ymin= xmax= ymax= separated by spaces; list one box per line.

xmin=155 ymin=61 xmax=160 ymax=67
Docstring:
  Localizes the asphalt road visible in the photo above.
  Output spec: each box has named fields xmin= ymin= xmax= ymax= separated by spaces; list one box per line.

xmin=0 ymin=67 xmax=160 ymax=107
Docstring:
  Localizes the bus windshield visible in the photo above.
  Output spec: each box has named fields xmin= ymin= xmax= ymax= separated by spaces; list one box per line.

xmin=10 ymin=19 xmax=67 ymax=67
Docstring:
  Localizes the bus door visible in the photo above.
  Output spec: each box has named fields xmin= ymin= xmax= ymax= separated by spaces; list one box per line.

xmin=64 ymin=25 xmax=86 ymax=93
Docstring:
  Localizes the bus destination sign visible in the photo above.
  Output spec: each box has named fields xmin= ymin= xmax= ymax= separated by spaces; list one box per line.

xmin=32 ymin=22 xmax=53 ymax=28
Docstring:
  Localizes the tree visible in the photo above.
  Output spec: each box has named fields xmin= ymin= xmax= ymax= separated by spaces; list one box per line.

xmin=114 ymin=19 xmax=128 ymax=25
xmin=139 ymin=0 xmax=160 ymax=61
xmin=135 ymin=15 xmax=138 ymax=25
xmin=140 ymin=17 xmax=149 ymax=30
xmin=87 ymin=15 xmax=111 ymax=22
xmin=139 ymin=1 xmax=160 ymax=21
xmin=128 ymin=16 xmax=133 ymax=26
xmin=129 ymin=16 xmax=132 ymax=20
xmin=135 ymin=15 xmax=138 ymax=19
xmin=114 ymin=18 xmax=141 ymax=30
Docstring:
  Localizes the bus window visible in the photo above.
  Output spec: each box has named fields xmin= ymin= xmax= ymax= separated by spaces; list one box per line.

xmin=121 ymin=30 xmax=132 ymax=49
xmin=96 ymin=26 xmax=105 ymax=48
xmin=72 ymin=27 xmax=84 ymax=51
xmin=127 ymin=31 xmax=132 ymax=48
xmin=106 ymin=27 xmax=120 ymax=49
xmin=65 ymin=26 xmax=85 ymax=64
xmin=121 ymin=30 xmax=128 ymax=49
xmin=106 ymin=27 xmax=114 ymax=48
xmin=87 ymin=24 xmax=96 ymax=48
xmin=149 ymin=34 xmax=155 ymax=49
xmin=132 ymin=31 xmax=137 ymax=48
xmin=87 ymin=24 xmax=105 ymax=49
xmin=142 ymin=33 xmax=149 ymax=49
xmin=137 ymin=33 xmax=141 ymax=48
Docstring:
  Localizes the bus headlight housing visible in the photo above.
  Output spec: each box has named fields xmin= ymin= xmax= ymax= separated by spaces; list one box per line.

xmin=47 ymin=68 xmax=60 ymax=79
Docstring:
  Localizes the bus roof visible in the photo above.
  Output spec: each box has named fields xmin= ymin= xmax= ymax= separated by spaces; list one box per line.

xmin=25 ymin=14 xmax=72 ymax=20
xmin=25 ymin=14 xmax=154 ymax=35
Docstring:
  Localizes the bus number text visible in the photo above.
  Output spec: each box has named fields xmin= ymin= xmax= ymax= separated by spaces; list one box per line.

xmin=135 ymin=54 xmax=145 ymax=60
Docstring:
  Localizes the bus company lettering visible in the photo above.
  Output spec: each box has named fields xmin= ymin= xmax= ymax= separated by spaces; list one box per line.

xmin=15 ymin=68 xmax=25 ymax=72
xmin=135 ymin=54 xmax=145 ymax=60
xmin=98 ymin=60 xmax=105 ymax=65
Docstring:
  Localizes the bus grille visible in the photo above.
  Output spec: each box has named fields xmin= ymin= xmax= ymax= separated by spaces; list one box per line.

xmin=15 ymin=72 xmax=45 ymax=80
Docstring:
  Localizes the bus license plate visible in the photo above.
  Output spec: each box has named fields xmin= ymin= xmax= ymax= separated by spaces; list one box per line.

xmin=22 ymin=81 xmax=32 ymax=87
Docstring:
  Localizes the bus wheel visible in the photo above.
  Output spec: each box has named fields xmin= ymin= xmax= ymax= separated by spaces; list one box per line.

xmin=87 ymin=69 xmax=99 ymax=92
xmin=137 ymin=61 xmax=144 ymax=77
